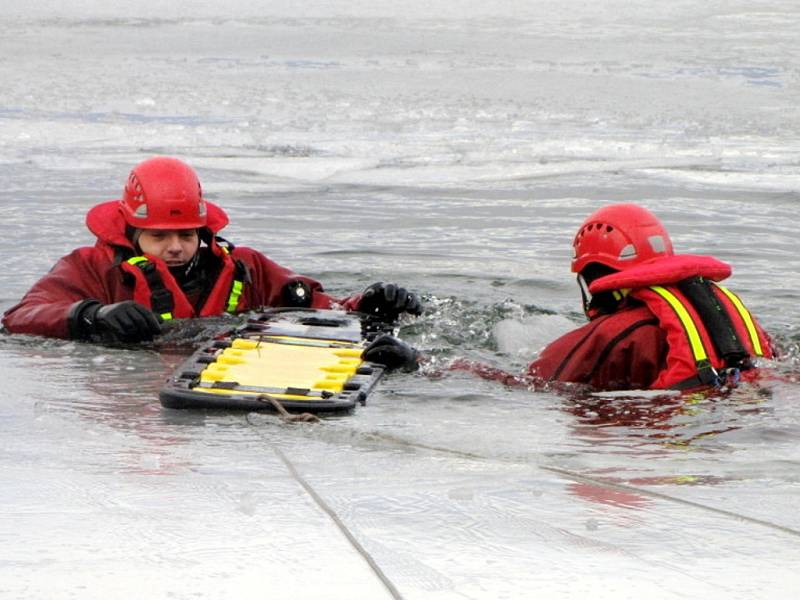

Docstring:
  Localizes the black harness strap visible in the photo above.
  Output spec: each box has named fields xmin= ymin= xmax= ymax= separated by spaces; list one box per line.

xmin=128 ymin=258 xmax=175 ymax=319
xmin=676 ymin=276 xmax=749 ymax=369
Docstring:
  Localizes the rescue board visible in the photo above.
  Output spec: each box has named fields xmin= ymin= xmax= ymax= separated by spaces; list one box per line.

xmin=159 ymin=308 xmax=386 ymax=413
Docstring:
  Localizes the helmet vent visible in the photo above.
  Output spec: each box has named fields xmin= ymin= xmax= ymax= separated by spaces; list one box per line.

xmin=134 ymin=204 xmax=148 ymax=218
xmin=580 ymin=223 xmax=613 ymax=235
xmin=648 ymin=235 xmax=666 ymax=253
xmin=126 ymin=173 xmax=146 ymax=203
xmin=618 ymin=244 xmax=636 ymax=260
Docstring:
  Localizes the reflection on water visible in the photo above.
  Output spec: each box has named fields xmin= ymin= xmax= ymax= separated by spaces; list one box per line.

xmin=563 ymin=384 xmax=774 ymax=448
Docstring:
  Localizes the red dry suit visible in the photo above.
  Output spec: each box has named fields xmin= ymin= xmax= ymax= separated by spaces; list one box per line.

xmin=528 ymin=255 xmax=774 ymax=391
xmin=2 ymin=199 xmax=359 ymax=339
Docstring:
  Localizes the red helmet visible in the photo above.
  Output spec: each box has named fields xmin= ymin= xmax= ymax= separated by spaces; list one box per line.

xmin=571 ymin=204 xmax=674 ymax=274
xmin=119 ymin=157 xmax=207 ymax=229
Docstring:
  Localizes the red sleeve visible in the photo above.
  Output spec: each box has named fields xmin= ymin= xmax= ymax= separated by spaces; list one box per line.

xmin=528 ymin=307 xmax=667 ymax=391
xmin=233 ymin=247 xmax=360 ymax=311
xmin=2 ymin=247 xmax=125 ymax=338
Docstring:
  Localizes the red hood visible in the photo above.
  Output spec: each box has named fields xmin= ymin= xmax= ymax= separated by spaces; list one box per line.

xmin=85 ymin=199 xmax=229 ymax=247
xmin=589 ymin=254 xmax=732 ymax=294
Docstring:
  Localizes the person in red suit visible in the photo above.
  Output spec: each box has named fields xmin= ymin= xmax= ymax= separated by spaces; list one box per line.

xmin=2 ymin=156 xmax=421 ymax=344
xmin=525 ymin=203 xmax=774 ymax=390
xmin=389 ymin=203 xmax=776 ymax=388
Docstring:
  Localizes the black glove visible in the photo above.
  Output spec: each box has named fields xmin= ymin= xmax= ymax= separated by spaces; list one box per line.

xmin=80 ymin=300 xmax=162 ymax=342
xmin=358 ymin=282 xmax=423 ymax=323
xmin=363 ymin=334 xmax=420 ymax=372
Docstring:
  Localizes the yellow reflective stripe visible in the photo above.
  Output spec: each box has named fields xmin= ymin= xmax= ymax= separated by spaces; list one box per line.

xmin=127 ymin=257 xmax=170 ymax=319
xmin=714 ymin=284 xmax=763 ymax=356
xmin=226 ymin=279 xmax=243 ymax=313
xmin=649 ymin=286 xmax=708 ymax=362
xmin=612 ymin=288 xmax=631 ymax=301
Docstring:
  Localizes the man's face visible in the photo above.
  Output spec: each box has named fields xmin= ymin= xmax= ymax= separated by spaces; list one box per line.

xmin=137 ymin=229 xmax=199 ymax=266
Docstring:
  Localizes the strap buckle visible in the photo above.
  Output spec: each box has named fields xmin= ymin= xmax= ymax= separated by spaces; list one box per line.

xmin=717 ymin=367 xmax=741 ymax=387
xmin=695 ymin=359 xmax=720 ymax=387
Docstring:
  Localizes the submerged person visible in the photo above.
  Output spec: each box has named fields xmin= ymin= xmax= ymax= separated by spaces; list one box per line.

xmin=375 ymin=203 xmax=776 ymax=389
xmin=2 ymin=157 xmax=422 ymax=343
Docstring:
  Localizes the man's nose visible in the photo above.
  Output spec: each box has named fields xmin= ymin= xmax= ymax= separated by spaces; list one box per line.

xmin=166 ymin=235 xmax=183 ymax=253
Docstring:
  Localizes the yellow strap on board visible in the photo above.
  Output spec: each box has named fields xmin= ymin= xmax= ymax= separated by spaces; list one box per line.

xmin=714 ymin=284 xmax=763 ymax=356
xmin=198 ymin=336 xmax=364 ymax=395
xmin=649 ymin=285 xmax=708 ymax=363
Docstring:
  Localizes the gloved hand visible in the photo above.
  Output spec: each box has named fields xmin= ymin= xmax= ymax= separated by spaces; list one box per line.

xmin=84 ymin=300 xmax=162 ymax=342
xmin=357 ymin=282 xmax=423 ymax=323
xmin=362 ymin=334 xmax=420 ymax=372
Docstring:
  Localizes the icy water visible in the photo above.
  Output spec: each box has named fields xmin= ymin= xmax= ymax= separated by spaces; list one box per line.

xmin=2 ymin=2 xmax=800 ymax=598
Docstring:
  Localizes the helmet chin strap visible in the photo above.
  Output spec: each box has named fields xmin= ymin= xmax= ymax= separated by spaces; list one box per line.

xmin=169 ymin=231 xmax=203 ymax=282
xmin=578 ymin=264 xmax=627 ymax=319
xmin=578 ymin=273 xmax=593 ymax=316
xmin=125 ymin=225 xmax=142 ymax=252
xmin=169 ymin=250 xmax=201 ymax=281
